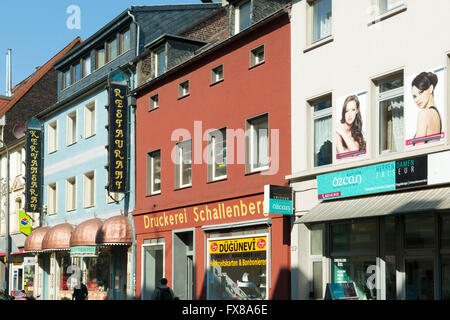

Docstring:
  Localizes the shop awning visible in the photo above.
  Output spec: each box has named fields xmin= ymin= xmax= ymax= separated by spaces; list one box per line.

xmin=42 ymin=223 xmax=74 ymax=251
xmin=70 ymin=218 xmax=103 ymax=247
xmin=24 ymin=226 xmax=51 ymax=253
xmin=96 ymin=215 xmax=132 ymax=245
xmin=298 ymin=186 xmax=450 ymax=224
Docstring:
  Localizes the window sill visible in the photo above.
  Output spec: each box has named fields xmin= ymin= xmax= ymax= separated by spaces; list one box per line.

xmin=66 ymin=141 xmax=77 ymax=147
xmin=83 ymin=205 xmax=95 ymax=209
xmin=48 ymin=150 xmax=58 ymax=155
xmin=303 ymin=36 xmax=334 ymax=53
xmin=207 ymin=176 xmax=227 ymax=184
xmin=175 ymin=184 xmax=192 ymax=191
xmin=210 ymin=79 xmax=224 ymax=87
xmin=84 ymin=133 xmax=96 ymax=140
xmin=368 ymin=4 xmax=407 ymax=26
xmin=245 ymin=166 xmax=270 ymax=176
xmin=146 ymin=191 xmax=161 ymax=197
xmin=249 ymin=61 xmax=265 ymax=70
xmin=177 ymin=94 xmax=190 ymax=101
xmin=149 ymin=106 xmax=159 ymax=113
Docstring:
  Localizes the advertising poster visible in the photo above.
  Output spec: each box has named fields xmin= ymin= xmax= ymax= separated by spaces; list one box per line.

xmin=335 ymin=91 xmax=368 ymax=160
xmin=405 ymin=67 xmax=445 ymax=147
xmin=208 ymin=236 xmax=268 ymax=300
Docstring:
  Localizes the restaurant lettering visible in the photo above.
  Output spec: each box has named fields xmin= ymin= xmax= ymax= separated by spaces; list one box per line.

xmin=108 ymin=83 xmax=128 ymax=193
xmin=25 ymin=127 xmax=42 ymax=212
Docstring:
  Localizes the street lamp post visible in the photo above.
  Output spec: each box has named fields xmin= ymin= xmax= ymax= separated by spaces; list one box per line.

xmin=1 ymin=139 xmax=10 ymax=294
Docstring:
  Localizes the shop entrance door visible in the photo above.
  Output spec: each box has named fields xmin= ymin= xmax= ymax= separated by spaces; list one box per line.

xmin=173 ymin=231 xmax=194 ymax=300
xmin=405 ymin=257 xmax=434 ymax=300
xmin=12 ymin=266 xmax=23 ymax=292
xmin=141 ymin=244 xmax=164 ymax=300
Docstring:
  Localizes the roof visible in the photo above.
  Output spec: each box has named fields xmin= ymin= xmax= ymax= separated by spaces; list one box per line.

xmin=0 ymin=37 xmax=82 ymax=117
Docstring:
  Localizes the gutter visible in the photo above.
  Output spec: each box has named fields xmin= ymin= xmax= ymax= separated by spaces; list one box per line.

xmin=130 ymin=6 xmax=290 ymax=96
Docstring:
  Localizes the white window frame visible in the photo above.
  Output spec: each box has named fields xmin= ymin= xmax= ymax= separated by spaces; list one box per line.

xmin=310 ymin=95 xmax=332 ymax=168
xmin=150 ymin=94 xmax=159 ymax=111
xmin=66 ymin=111 xmax=77 ymax=146
xmin=154 ymin=47 xmax=166 ymax=77
xmin=211 ymin=65 xmax=224 ymax=84
xmin=47 ymin=183 xmax=57 ymax=215
xmin=379 ymin=0 xmax=403 ymax=14
xmin=209 ymin=128 xmax=227 ymax=181
xmin=178 ymin=80 xmax=190 ymax=98
xmin=234 ymin=0 xmax=251 ymax=35
xmin=66 ymin=177 xmax=76 ymax=212
xmin=247 ymin=114 xmax=269 ymax=173
xmin=84 ymin=101 xmax=96 ymax=139
xmin=309 ymin=0 xmax=332 ymax=44
xmin=377 ymin=75 xmax=404 ymax=155
xmin=250 ymin=45 xmax=265 ymax=68
xmin=176 ymin=140 xmax=192 ymax=189
xmin=147 ymin=149 xmax=161 ymax=195
xmin=48 ymin=121 xmax=58 ymax=154
xmin=83 ymin=171 xmax=95 ymax=208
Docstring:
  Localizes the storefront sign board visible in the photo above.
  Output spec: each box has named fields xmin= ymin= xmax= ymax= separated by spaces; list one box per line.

xmin=70 ymin=246 xmax=97 ymax=257
xmin=264 ymin=185 xmax=293 ymax=215
xmin=25 ymin=118 xmax=43 ymax=213
xmin=325 ymin=283 xmax=359 ymax=300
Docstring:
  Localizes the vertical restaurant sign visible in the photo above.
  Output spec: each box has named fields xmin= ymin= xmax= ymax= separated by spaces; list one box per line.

xmin=108 ymin=82 xmax=128 ymax=193
xmin=25 ymin=118 xmax=42 ymax=212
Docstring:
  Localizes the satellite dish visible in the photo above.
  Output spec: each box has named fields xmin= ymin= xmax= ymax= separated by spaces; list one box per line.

xmin=12 ymin=124 xmax=26 ymax=139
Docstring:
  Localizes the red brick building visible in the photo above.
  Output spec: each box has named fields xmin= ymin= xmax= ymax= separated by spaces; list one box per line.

xmin=131 ymin=5 xmax=291 ymax=300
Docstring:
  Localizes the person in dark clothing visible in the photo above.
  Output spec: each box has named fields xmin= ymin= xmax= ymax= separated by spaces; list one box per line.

xmin=152 ymin=278 xmax=175 ymax=300
xmin=72 ymin=278 xmax=89 ymax=300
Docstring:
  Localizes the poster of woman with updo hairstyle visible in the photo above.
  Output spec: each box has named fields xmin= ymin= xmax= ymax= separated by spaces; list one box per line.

xmin=405 ymin=67 xmax=445 ymax=147
xmin=335 ymin=91 xmax=368 ymax=160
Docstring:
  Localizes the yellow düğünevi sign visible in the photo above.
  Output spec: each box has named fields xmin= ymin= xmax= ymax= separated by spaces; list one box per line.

xmin=209 ymin=236 xmax=267 ymax=254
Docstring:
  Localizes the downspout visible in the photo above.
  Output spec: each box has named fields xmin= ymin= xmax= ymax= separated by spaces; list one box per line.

xmin=127 ymin=9 xmax=140 ymax=55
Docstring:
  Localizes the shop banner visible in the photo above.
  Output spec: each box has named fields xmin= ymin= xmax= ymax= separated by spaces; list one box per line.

xmin=208 ymin=235 xmax=268 ymax=300
xmin=395 ymin=155 xmax=427 ymax=189
xmin=317 ymin=162 xmax=396 ymax=200
xmin=108 ymin=81 xmax=128 ymax=193
xmin=25 ymin=118 xmax=42 ymax=213
xmin=405 ymin=67 xmax=445 ymax=147
xmin=335 ymin=91 xmax=368 ymax=160
xmin=264 ymin=185 xmax=292 ymax=215
xmin=70 ymin=246 xmax=97 ymax=257
xmin=19 ymin=210 xmax=33 ymax=236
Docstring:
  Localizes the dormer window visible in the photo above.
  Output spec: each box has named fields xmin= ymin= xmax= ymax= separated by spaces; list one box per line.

xmin=235 ymin=0 xmax=251 ymax=34
xmin=120 ymin=29 xmax=131 ymax=54
xmin=96 ymin=47 xmax=106 ymax=69
xmin=107 ymin=37 xmax=118 ymax=62
xmin=154 ymin=47 xmax=166 ymax=77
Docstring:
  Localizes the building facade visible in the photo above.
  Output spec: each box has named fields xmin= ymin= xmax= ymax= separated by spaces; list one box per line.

xmin=290 ymin=0 xmax=450 ymax=300
xmin=131 ymin=1 xmax=292 ymax=300
xmin=24 ymin=4 xmax=221 ymax=300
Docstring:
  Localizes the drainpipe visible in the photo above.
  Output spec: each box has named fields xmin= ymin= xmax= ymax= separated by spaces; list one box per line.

xmin=127 ymin=9 xmax=140 ymax=56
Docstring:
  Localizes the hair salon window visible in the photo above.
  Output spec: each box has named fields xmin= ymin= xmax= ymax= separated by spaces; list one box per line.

xmin=377 ymin=74 xmax=404 ymax=154
xmin=311 ymin=95 xmax=332 ymax=167
xmin=310 ymin=0 xmax=332 ymax=43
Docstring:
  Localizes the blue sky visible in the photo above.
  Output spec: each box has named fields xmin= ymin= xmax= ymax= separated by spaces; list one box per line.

xmin=0 ymin=0 xmax=217 ymax=95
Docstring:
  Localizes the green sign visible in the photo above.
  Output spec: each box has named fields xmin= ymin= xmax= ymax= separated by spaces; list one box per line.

xmin=264 ymin=185 xmax=293 ymax=215
xmin=19 ymin=210 xmax=33 ymax=236
xmin=70 ymin=246 xmax=97 ymax=257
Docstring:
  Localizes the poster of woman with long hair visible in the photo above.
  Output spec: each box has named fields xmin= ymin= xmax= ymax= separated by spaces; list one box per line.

xmin=335 ymin=91 xmax=368 ymax=160
xmin=405 ymin=67 xmax=445 ymax=147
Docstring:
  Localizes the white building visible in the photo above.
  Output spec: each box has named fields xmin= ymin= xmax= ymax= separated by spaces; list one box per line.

xmin=290 ymin=0 xmax=450 ymax=300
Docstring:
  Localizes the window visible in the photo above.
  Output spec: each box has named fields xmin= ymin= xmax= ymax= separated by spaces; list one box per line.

xmin=154 ymin=48 xmax=166 ymax=77
xmin=48 ymin=121 xmax=58 ymax=153
xmin=379 ymin=0 xmax=403 ymax=14
xmin=107 ymin=38 xmax=118 ymax=62
xmin=178 ymin=80 xmax=189 ymax=98
xmin=211 ymin=65 xmax=224 ymax=84
xmin=66 ymin=177 xmax=76 ymax=212
xmin=235 ymin=0 xmax=251 ymax=34
xmin=74 ymin=62 xmax=81 ymax=83
xmin=175 ymin=140 xmax=192 ymax=188
xmin=48 ymin=183 xmax=57 ymax=215
xmin=83 ymin=56 xmax=91 ymax=77
xmin=121 ymin=29 xmax=131 ymax=54
xmin=208 ymin=128 xmax=227 ymax=181
xmin=247 ymin=114 xmax=269 ymax=172
xmin=96 ymin=47 xmax=105 ymax=69
xmin=250 ymin=45 xmax=265 ymax=67
xmin=310 ymin=0 xmax=332 ymax=43
xmin=84 ymin=102 xmax=96 ymax=138
xmin=377 ymin=74 xmax=404 ymax=154
xmin=83 ymin=171 xmax=95 ymax=208
xmin=311 ymin=95 xmax=332 ymax=167
xmin=64 ymin=68 xmax=72 ymax=89
xmin=147 ymin=150 xmax=161 ymax=195
xmin=66 ymin=111 xmax=77 ymax=146
xmin=150 ymin=94 xmax=159 ymax=111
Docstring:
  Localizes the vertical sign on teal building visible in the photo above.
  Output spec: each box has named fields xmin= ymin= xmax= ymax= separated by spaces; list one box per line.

xmin=25 ymin=117 xmax=42 ymax=213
